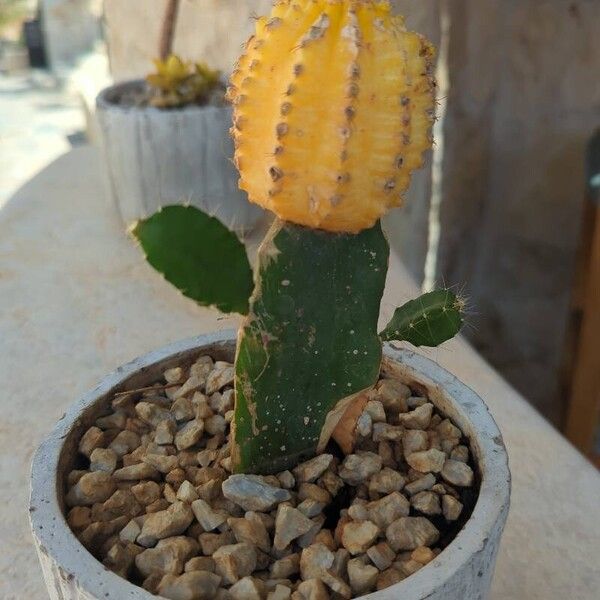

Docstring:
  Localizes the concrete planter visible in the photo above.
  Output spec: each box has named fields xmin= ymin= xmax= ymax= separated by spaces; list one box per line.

xmin=96 ymin=81 xmax=264 ymax=233
xmin=30 ymin=331 xmax=510 ymax=600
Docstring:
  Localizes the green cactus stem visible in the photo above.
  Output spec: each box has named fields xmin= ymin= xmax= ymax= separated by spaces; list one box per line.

xmin=131 ymin=205 xmax=253 ymax=314
xmin=380 ymin=289 xmax=464 ymax=347
xmin=233 ymin=220 xmax=389 ymax=474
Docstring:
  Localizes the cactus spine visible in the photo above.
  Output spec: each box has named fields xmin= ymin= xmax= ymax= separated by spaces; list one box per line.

xmin=228 ymin=0 xmax=436 ymax=233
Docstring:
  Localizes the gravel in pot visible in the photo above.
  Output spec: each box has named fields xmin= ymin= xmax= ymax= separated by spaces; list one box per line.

xmin=63 ymin=352 xmax=478 ymax=600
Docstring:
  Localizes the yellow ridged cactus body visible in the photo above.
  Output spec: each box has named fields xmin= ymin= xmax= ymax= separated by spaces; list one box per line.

xmin=228 ymin=0 xmax=436 ymax=233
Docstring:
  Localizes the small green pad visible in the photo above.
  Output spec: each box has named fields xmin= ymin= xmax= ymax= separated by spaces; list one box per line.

xmin=233 ymin=220 xmax=389 ymax=474
xmin=131 ymin=205 xmax=253 ymax=314
xmin=380 ymin=289 xmax=463 ymax=347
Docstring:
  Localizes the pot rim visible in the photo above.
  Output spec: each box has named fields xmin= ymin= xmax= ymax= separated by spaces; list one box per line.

xmin=96 ymin=79 xmax=229 ymax=115
xmin=29 ymin=330 xmax=510 ymax=600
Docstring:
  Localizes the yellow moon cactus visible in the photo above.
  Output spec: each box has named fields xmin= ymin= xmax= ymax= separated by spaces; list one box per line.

xmin=229 ymin=0 xmax=436 ymax=233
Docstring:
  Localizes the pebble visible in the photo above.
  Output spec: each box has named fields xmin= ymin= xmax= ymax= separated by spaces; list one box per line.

xmin=113 ymin=463 xmax=160 ymax=481
xmin=270 ymin=553 xmax=300 ymax=579
xmin=355 ymin=411 xmax=372 ymax=437
xmin=376 ymin=379 xmax=410 ymax=412
xmin=137 ymin=502 xmax=194 ymax=547
xmin=347 ymin=558 xmax=378 ymax=595
xmin=67 ymin=506 xmax=91 ymax=530
xmin=109 ymin=430 xmax=141 ymax=456
xmin=372 ymin=423 xmax=404 ymax=442
xmin=441 ymin=459 xmax=474 ymax=487
xmin=406 ymin=448 xmax=446 ymax=473
xmin=368 ymin=467 xmax=406 ymax=494
xmin=177 ymin=480 xmax=200 ymax=503
xmin=450 ymin=444 xmax=470 ymax=463
xmin=199 ymin=531 xmax=236 ymax=555
xmin=411 ymin=546 xmax=436 ymax=564
xmin=213 ymin=543 xmax=257 ymax=585
xmin=293 ymin=454 xmax=333 ymax=483
xmin=338 ymin=452 xmax=382 ymax=485
xmin=298 ymin=483 xmax=331 ymax=505
xmin=366 ymin=492 xmax=410 ymax=529
xmin=205 ymin=363 xmax=235 ymax=394
xmin=366 ymin=542 xmax=396 ymax=571
xmin=172 ymin=397 xmax=195 ymax=422
xmin=185 ymin=556 xmax=215 ymax=572
xmin=135 ymin=401 xmax=172 ymax=427
xmin=386 ymin=517 xmax=440 ymax=551
xmin=144 ymin=453 xmax=179 ymax=473
xmin=268 ymin=585 xmax=292 ymax=600
xmin=300 ymin=543 xmax=334 ymax=580
xmin=402 ymin=429 xmax=429 ymax=458
xmin=364 ymin=400 xmax=386 ymax=423
xmin=157 ymin=571 xmax=222 ymax=600
xmin=155 ymin=419 xmax=177 ymax=444
xmin=131 ymin=481 xmax=161 ymax=505
xmin=164 ymin=367 xmax=184 ymax=384
xmin=411 ymin=491 xmax=442 ymax=516
xmin=274 ymin=505 xmax=315 ymax=551
xmin=222 ymin=474 xmax=291 ymax=512
xmin=175 ymin=420 xmax=205 ymax=451
xmin=191 ymin=499 xmax=227 ymax=531
xmin=229 ymin=514 xmax=271 ymax=552
xmin=340 ymin=520 xmax=379 ymax=555
xmin=66 ymin=471 xmax=116 ymax=506
xmin=295 ymin=578 xmax=329 ymax=600
xmin=376 ymin=567 xmax=403 ymax=590
xmin=442 ymin=494 xmax=464 ymax=521
xmin=229 ymin=576 xmax=265 ymax=600
xmin=397 ymin=403 xmax=434 ymax=429
xmin=404 ymin=473 xmax=436 ymax=496
xmin=78 ymin=426 xmax=105 ymax=458
xmin=89 ymin=448 xmax=118 ymax=473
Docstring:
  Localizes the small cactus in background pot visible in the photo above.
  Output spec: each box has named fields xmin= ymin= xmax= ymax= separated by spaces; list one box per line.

xmin=146 ymin=54 xmax=224 ymax=108
xmin=133 ymin=0 xmax=463 ymax=475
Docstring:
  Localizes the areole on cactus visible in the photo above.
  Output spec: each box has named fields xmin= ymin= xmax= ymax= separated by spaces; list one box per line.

xmin=133 ymin=0 xmax=462 ymax=476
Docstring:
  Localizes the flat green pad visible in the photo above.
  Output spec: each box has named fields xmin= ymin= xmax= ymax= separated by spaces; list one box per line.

xmin=234 ymin=220 xmax=389 ymax=474
xmin=380 ymin=289 xmax=463 ymax=347
xmin=132 ymin=205 xmax=253 ymax=314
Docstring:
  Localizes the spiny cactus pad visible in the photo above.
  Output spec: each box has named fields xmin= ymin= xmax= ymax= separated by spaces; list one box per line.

xmin=132 ymin=205 xmax=253 ymax=314
xmin=229 ymin=0 xmax=436 ymax=232
xmin=380 ymin=289 xmax=463 ymax=347
xmin=233 ymin=220 xmax=389 ymax=473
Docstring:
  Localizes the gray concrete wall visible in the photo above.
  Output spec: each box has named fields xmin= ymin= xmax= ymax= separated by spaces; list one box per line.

xmin=436 ymin=0 xmax=600 ymax=424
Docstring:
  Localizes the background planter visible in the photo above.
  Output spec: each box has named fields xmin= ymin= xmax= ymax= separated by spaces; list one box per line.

xmin=96 ymin=81 xmax=265 ymax=233
xmin=30 ymin=331 xmax=510 ymax=600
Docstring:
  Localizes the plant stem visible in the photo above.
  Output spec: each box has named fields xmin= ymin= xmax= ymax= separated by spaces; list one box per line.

xmin=159 ymin=0 xmax=180 ymax=60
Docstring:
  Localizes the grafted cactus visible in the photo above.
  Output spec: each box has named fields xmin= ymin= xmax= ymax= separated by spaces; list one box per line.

xmin=228 ymin=0 xmax=435 ymax=232
xmin=134 ymin=1 xmax=463 ymax=475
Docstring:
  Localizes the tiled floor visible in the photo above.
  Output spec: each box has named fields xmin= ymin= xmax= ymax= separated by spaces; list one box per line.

xmin=0 ymin=68 xmax=85 ymax=208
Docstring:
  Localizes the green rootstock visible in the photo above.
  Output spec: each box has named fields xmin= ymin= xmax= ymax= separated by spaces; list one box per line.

xmin=234 ymin=220 xmax=389 ymax=474
xmin=131 ymin=205 xmax=253 ymax=314
xmin=380 ymin=289 xmax=464 ymax=347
